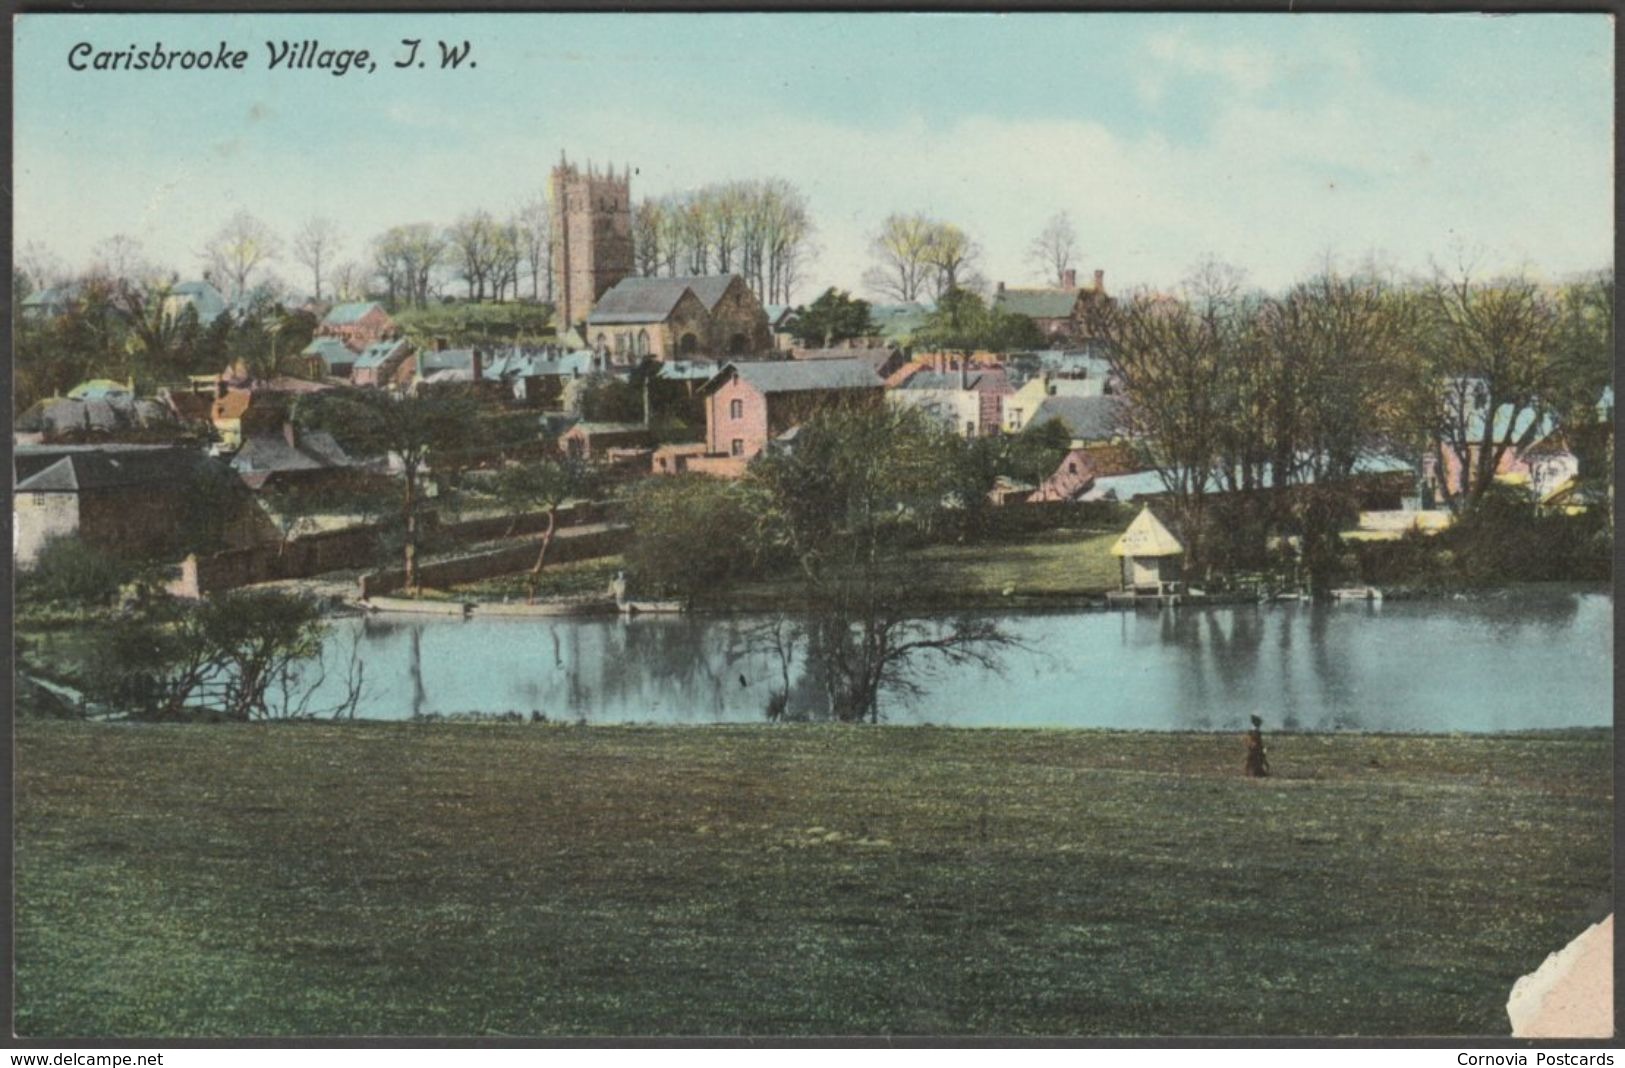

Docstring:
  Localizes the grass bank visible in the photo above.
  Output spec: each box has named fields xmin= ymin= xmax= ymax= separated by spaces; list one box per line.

xmin=15 ymin=722 xmax=1610 ymax=1037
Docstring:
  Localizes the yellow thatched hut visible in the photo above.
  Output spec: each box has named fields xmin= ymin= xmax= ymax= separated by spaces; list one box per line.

xmin=1110 ymin=506 xmax=1185 ymax=593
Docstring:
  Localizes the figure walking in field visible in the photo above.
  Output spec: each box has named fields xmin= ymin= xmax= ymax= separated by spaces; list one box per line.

xmin=1244 ymin=714 xmax=1270 ymax=778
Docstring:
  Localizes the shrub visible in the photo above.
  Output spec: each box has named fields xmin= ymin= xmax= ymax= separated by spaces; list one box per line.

xmin=23 ymin=537 xmax=127 ymax=608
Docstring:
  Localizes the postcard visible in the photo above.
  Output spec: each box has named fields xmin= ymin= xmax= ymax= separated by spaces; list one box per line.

xmin=10 ymin=10 xmax=1614 ymax=1044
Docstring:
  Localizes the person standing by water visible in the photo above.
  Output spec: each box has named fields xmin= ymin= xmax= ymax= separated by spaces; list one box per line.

xmin=1244 ymin=714 xmax=1270 ymax=778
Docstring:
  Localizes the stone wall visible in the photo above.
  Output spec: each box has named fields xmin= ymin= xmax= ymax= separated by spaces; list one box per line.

xmin=359 ymin=523 xmax=630 ymax=598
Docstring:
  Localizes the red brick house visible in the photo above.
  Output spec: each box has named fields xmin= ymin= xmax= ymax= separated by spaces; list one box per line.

xmin=699 ymin=359 xmax=884 ymax=462
xmin=317 ymin=301 xmax=399 ymax=352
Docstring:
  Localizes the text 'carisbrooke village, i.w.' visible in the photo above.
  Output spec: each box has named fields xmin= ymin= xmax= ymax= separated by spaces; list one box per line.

xmin=66 ymin=38 xmax=474 ymax=75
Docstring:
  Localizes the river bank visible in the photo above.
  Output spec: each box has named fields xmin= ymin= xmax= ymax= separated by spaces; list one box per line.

xmin=15 ymin=721 xmax=1611 ymax=1037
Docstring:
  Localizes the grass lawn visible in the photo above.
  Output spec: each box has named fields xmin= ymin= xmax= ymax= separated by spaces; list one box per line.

xmin=15 ymin=721 xmax=1610 ymax=1038
xmin=913 ymin=528 xmax=1122 ymax=597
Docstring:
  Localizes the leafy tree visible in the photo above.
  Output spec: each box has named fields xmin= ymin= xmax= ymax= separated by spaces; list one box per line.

xmin=300 ymin=387 xmax=479 ymax=592
xmin=789 ymin=288 xmax=874 ymax=347
xmin=82 ymin=589 xmax=354 ymax=721
xmin=624 ymin=474 xmax=773 ymax=604
xmin=746 ymin=405 xmax=1016 ymax=722
xmin=494 ymin=457 xmax=599 ymax=600
xmin=915 ymin=287 xmax=1043 ymax=356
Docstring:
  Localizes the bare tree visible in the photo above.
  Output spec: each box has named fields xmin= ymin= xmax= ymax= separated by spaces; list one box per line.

xmin=329 ymin=260 xmax=366 ymax=302
xmin=1029 ymin=212 xmax=1079 ymax=285
xmin=18 ymin=241 xmax=71 ymax=292
xmin=372 ymin=223 xmax=446 ymax=308
xmin=292 ymin=216 xmax=342 ymax=302
xmin=201 ymin=211 xmax=281 ymax=302
xmin=633 ymin=197 xmax=665 ymax=277
xmin=90 ymin=234 xmax=154 ymax=287
xmin=863 ymin=213 xmax=937 ymax=303
xmin=446 ymin=211 xmax=502 ymax=301
xmin=516 ymin=192 xmax=553 ymax=302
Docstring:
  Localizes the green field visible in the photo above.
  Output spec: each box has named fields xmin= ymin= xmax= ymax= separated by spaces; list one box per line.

xmin=15 ymin=721 xmax=1610 ymax=1037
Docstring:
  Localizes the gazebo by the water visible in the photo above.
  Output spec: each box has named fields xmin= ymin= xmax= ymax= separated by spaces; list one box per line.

xmin=1110 ymin=505 xmax=1185 ymax=594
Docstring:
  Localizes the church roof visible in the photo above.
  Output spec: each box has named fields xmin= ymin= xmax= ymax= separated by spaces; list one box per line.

xmin=587 ymin=274 xmax=746 ymax=325
xmin=587 ymin=278 xmax=697 ymax=325
xmin=1110 ymin=506 xmax=1184 ymax=558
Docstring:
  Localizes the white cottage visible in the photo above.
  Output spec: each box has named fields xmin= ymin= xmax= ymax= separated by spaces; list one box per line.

xmin=1110 ymin=506 xmax=1185 ymax=594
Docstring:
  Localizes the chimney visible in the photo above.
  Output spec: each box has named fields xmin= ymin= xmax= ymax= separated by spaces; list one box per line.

xmin=1093 ymin=270 xmax=1105 ymax=294
xmin=1061 ymin=268 xmax=1077 ymax=289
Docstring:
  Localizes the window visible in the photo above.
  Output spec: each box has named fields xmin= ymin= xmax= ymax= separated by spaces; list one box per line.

xmin=636 ymin=330 xmax=650 ymax=357
xmin=30 ymin=493 xmax=46 ymax=506
xmin=731 ymin=439 xmax=745 ymax=457
xmin=729 ymin=399 xmax=743 ymax=420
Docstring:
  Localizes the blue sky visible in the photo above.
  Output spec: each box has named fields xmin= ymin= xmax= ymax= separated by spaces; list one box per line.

xmin=12 ymin=12 xmax=1613 ymax=299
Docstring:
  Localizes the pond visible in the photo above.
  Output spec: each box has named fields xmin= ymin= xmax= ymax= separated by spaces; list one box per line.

xmin=306 ymin=586 xmax=1612 ymax=733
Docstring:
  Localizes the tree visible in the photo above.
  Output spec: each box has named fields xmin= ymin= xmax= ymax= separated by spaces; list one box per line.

xmin=633 ymin=197 xmax=665 ymax=277
xmin=201 ymin=210 xmax=281 ymax=301
xmin=90 ymin=234 xmax=153 ymax=287
xmin=372 ymin=223 xmax=446 ymax=308
xmin=82 ymin=589 xmax=358 ymax=721
xmin=1422 ymin=269 xmax=1561 ymax=510
xmin=923 ymin=222 xmax=981 ymax=299
xmin=516 ymin=192 xmax=554 ymax=301
xmin=863 ymin=212 xmax=937 ymax=302
xmin=292 ymin=216 xmax=342 ymax=301
xmin=447 ymin=211 xmax=502 ymax=301
xmin=914 ymin=287 xmax=1042 ymax=355
xmin=1029 ymin=212 xmax=1079 ymax=285
xmin=22 ymin=536 xmax=127 ymax=608
xmin=624 ymin=474 xmax=772 ymax=605
xmin=300 ymin=388 xmax=479 ymax=592
xmin=493 ymin=457 xmax=598 ymax=600
xmin=789 ymin=288 xmax=874 ymax=347
xmin=745 ymin=405 xmax=1017 ymax=722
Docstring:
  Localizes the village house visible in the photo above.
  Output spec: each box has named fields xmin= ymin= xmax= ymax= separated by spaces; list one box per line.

xmin=161 ymin=280 xmax=228 ymax=326
xmin=585 ymin=275 xmax=773 ymax=363
xmin=14 ymin=444 xmax=271 ymax=567
xmin=16 ymin=393 xmax=179 ymax=445
xmin=350 ymin=338 xmax=415 ymax=389
xmin=316 ymin=301 xmax=398 ymax=352
xmin=302 ymin=337 xmax=357 ymax=379
xmin=887 ymin=361 xmax=1013 ymax=439
xmin=1004 ymin=374 xmax=1106 ymax=433
xmin=1023 ymin=394 xmax=1126 ymax=446
xmin=763 ymin=304 xmax=798 ymax=350
xmin=229 ymin=422 xmax=363 ymax=493
xmin=698 ymin=358 xmax=886 ymax=464
xmin=991 ymin=269 xmax=1108 ymax=346
xmin=560 ymin=422 xmax=655 ymax=461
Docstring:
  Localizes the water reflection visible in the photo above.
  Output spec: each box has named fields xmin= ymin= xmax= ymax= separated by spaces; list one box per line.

xmin=314 ymin=588 xmax=1611 ymax=733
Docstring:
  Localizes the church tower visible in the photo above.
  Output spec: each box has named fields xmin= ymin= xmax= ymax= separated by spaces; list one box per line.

xmin=551 ymin=155 xmax=633 ymax=333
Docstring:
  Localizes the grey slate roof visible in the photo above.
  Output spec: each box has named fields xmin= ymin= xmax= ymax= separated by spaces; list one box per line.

xmin=586 ymin=278 xmax=696 ymax=325
xmin=994 ymin=288 xmax=1086 ymax=320
xmin=303 ymin=337 xmax=357 ymax=366
xmin=167 ymin=281 xmax=228 ymax=325
xmin=704 ymin=359 xmax=885 ymax=396
xmin=1027 ymin=395 xmax=1125 ymax=441
xmin=586 ymin=274 xmax=742 ymax=325
xmin=323 ymin=301 xmax=388 ymax=326
xmin=231 ymin=431 xmax=353 ymax=476
xmin=15 ymin=446 xmax=216 ymax=493
xmin=353 ymin=338 xmax=411 ymax=370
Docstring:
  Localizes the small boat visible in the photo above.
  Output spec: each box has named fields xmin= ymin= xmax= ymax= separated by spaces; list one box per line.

xmin=619 ymin=600 xmax=684 ymax=615
xmin=360 ymin=596 xmax=471 ymax=617
xmin=1331 ymin=586 xmax=1382 ymax=602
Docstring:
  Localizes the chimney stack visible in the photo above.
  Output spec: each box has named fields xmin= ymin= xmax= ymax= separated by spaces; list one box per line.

xmin=1093 ymin=269 xmax=1105 ymax=294
xmin=1061 ymin=268 xmax=1077 ymax=289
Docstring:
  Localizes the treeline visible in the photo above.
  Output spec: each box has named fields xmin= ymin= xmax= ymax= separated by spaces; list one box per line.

xmin=1087 ymin=260 xmax=1613 ymax=588
xmin=631 ymin=179 xmax=815 ymax=306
